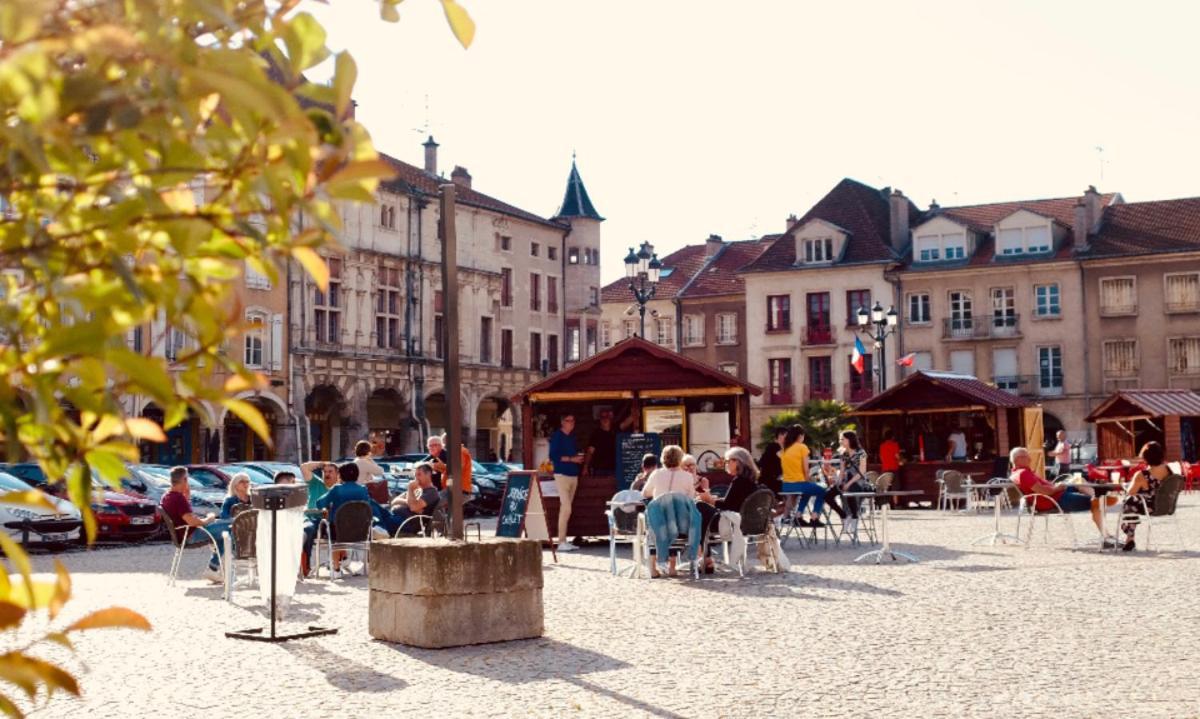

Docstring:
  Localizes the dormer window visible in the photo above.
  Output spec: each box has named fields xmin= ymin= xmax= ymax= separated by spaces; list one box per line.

xmin=804 ymin=237 xmax=834 ymax=263
xmin=997 ymin=224 xmax=1052 ymax=256
xmin=915 ymin=231 xmax=967 ymax=263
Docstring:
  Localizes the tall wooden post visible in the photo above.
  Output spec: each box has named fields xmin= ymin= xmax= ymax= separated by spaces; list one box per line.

xmin=440 ymin=184 xmax=463 ymax=540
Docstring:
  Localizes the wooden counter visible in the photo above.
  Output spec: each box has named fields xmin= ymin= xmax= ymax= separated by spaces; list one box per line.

xmin=895 ymin=460 xmax=1003 ymax=507
xmin=538 ymin=473 xmax=617 ymax=539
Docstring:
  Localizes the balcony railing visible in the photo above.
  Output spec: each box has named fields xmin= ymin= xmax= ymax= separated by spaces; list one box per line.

xmin=768 ymin=390 xmax=794 ymax=406
xmin=1099 ymin=303 xmax=1137 ymax=317
xmin=804 ymin=384 xmax=833 ymax=402
xmin=802 ymin=325 xmax=836 ymax=346
xmin=942 ymin=314 xmax=1021 ymax=340
xmin=992 ymin=375 xmax=1035 ymax=396
xmin=844 ymin=382 xmax=875 ymax=403
xmin=1165 ymin=300 xmax=1200 ymax=314
xmin=1036 ymin=373 xmax=1065 ymax=396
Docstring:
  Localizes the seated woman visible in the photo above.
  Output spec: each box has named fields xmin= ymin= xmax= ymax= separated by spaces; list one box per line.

xmin=1120 ymin=441 xmax=1170 ymax=552
xmin=220 ymin=473 xmax=252 ymax=519
xmin=823 ymin=430 xmax=872 ymax=534
xmin=641 ymin=445 xmax=699 ymax=577
xmin=694 ymin=447 xmax=763 ymax=572
xmin=780 ymin=425 xmax=825 ymax=527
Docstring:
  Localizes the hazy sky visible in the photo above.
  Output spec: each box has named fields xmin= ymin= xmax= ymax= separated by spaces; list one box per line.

xmin=308 ymin=1 xmax=1200 ymax=284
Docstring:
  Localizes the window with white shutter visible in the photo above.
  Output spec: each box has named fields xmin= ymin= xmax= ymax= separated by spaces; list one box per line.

xmin=1103 ymin=340 xmax=1138 ymax=377
xmin=1099 ymin=277 xmax=1137 ymax=315
xmin=1165 ymin=273 xmax=1200 ymax=312
xmin=1168 ymin=337 xmax=1200 ymax=375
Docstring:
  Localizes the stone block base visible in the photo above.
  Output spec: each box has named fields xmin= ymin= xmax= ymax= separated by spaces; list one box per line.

xmin=368 ymin=537 xmax=544 ymax=648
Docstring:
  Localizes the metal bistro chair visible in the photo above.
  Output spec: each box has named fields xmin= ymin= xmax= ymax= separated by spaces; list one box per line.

xmin=316 ymin=500 xmax=374 ymax=581
xmin=160 ymin=509 xmax=224 ymax=586
xmin=937 ymin=470 xmax=973 ymax=512
xmin=1014 ymin=491 xmax=1077 ymax=549
xmin=1119 ymin=474 xmax=1186 ymax=551
xmin=223 ymin=509 xmax=258 ymax=600
xmin=731 ymin=488 xmax=776 ymax=577
xmin=639 ymin=498 xmax=703 ymax=580
xmin=605 ymin=490 xmax=644 ymax=576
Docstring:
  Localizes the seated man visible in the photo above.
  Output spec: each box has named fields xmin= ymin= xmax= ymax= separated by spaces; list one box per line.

xmin=381 ymin=463 xmax=441 ymax=536
xmin=1010 ymin=446 xmax=1112 ymax=544
xmin=299 ymin=461 xmax=340 ymax=576
xmin=160 ymin=466 xmax=231 ymax=583
xmin=315 ymin=463 xmax=373 ymax=574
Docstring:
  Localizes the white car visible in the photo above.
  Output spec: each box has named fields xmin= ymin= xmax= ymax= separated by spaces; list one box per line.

xmin=0 ymin=471 xmax=83 ymax=545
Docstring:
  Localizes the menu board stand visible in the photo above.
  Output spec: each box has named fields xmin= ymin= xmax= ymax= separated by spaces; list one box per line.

xmin=496 ymin=471 xmax=553 ymax=561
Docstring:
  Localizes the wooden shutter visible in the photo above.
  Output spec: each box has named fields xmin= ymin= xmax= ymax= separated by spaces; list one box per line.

xmin=270 ymin=313 xmax=284 ymax=371
xmin=1023 ymin=407 xmax=1045 ymax=476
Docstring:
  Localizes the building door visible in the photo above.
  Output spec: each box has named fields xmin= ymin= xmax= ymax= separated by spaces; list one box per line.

xmin=808 ymin=356 xmax=832 ymax=399
xmin=991 ymin=287 xmax=1016 ymax=335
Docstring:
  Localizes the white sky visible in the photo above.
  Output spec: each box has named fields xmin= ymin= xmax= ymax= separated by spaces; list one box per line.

xmin=308 ymin=0 xmax=1200 ymax=284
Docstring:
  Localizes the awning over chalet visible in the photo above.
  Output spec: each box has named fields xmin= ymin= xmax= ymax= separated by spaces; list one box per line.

xmin=851 ymin=371 xmax=1034 ymax=415
xmin=513 ymin=336 xmax=761 ymax=404
xmin=1085 ymin=389 xmax=1200 ymax=423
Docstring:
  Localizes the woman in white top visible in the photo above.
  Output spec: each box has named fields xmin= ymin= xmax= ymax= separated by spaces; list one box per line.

xmin=642 ymin=445 xmax=697 ymax=501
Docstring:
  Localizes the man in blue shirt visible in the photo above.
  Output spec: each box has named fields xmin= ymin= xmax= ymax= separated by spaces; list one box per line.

xmin=548 ymin=414 xmax=584 ymax=552
xmin=315 ymin=463 xmax=372 ymax=575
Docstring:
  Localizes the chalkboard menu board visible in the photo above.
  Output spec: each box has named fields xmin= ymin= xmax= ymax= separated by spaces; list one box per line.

xmin=615 ymin=432 xmax=661 ymax=491
xmin=495 ymin=471 xmax=548 ymax=540
xmin=496 ymin=472 xmax=533 ymax=538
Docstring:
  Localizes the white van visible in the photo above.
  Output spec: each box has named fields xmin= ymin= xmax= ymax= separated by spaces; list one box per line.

xmin=0 ymin=471 xmax=83 ymax=545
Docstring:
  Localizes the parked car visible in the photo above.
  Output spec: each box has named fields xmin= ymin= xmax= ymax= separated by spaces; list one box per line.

xmin=133 ymin=464 xmax=223 ymax=513
xmin=0 ymin=463 xmax=159 ymax=541
xmin=233 ymin=462 xmax=304 ymax=484
xmin=0 ymin=470 xmax=82 ymax=546
xmin=477 ymin=461 xmax=512 ymax=476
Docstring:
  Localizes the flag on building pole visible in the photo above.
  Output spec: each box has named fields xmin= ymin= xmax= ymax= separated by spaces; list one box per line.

xmin=897 ymin=352 xmax=916 ymax=367
xmin=851 ymin=336 xmax=866 ymax=374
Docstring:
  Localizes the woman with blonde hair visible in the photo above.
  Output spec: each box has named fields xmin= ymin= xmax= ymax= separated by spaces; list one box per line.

xmin=642 ymin=445 xmax=700 ymax=577
xmin=220 ymin=472 xmax=252 ymax=519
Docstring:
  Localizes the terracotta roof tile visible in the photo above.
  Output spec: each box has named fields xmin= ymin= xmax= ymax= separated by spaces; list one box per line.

xmin=935 ymin=194 xmax=1117 ymax=234
xmin=599 ymin=243 xmax=709 ymax=304
xmin=1085 ymin=197 xmax=1200 ymax=257
xmin=679 ymin=237 xmax=777 ymax=298
xmin=1086 ymin=389 xmax=1200 ymax=422
xmin=377 ymin=153 xmax=566 ymax=231
xmin=739 ymin=178 xmax=909 ymax=273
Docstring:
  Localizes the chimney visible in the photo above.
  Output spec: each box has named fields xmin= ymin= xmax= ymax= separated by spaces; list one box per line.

xmin=1073 ymin=201 xmax=1090 ymax=252
xmin=705 ymin=234 xmax=723 ymax=257
xmin=889 ymin=189 xmax=909 ymax=252
xmin=1083 ymin=185 xmax=1103 ymax=233
xmin=423 ymin=136 xmax=439 ymax=175
xmin=786 ymin=213 xmax=800 ymax=231
xmin=929 ymin=199 xmax=940 ymax=213
xmin=450 ymin=165 xmax=472 ymax=189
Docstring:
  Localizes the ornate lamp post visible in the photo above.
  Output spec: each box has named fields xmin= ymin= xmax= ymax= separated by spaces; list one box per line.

xmin=855 ymin=301 xmax=900 ymax=393
xmin=623 ymin=241 xmax=661 ymax=337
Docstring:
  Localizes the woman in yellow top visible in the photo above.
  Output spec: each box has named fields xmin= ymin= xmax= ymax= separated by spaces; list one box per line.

xmin=780 ymin=425 xmax=827 ymax=527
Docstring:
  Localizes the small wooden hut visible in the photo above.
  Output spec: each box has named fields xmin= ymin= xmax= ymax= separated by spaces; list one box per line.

xmin=1085 ymin=389 xmax=1200 ymax=463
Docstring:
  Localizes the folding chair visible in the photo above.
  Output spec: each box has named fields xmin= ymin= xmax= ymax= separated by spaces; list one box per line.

xmin=161 ymin=509 xmax=223 ymax=586
xmin=316 ymin=500 xmax=373 ymax=581
xmin=1119 ymin=475 xmax=1186 ymax=551
xmin=1014 ymin=492 xmax=1077 ymax=548
xmin=223 ymin=509 xmax=258 ymax=600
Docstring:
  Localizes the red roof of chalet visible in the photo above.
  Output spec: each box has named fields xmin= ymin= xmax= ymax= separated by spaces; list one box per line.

xmin=852 ymin=371 xmax=1032 ymax=413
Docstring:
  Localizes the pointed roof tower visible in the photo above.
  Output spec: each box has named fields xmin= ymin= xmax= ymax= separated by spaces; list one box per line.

xmin=553 ymin=158 xmax=604 ymax=221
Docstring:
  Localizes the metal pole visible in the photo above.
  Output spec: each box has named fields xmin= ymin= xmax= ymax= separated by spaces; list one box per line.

xmin=638 ymin=300 xmax=646 ymax=338
xmin=439 ymin=184 xmax=464 ymax=541
xmin=879 ymin=330 xmax=887 ymax=393
xmin=269 ymin=507 xmax=277 ymax=639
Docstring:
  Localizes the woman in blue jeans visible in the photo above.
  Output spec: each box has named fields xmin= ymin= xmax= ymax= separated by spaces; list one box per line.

xmin=780 ymin=425 xmax=825 ymax=526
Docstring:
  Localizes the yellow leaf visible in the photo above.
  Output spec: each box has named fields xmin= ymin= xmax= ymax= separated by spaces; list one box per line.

xmin=0 ymin=491 xmax=54 ymax=513
xmin=64 ymin=607 xmax=151 ymax=633
xmin=380 ymin=1 xmax=400 ymax=22
xmin=223 ymin=399 xmax=272 ymax=445
xmin=440 ymin=0 xmax=475 ymax=48
xmin=123 ymin=417 xmax=166 ymax=442
xmin=0 ymin=602 xmax=25 ymax=632
xmin=0 ymin=536 xmax=33 ymax=609
xmin=0 ymin=691 xmax=19 ymax=718
xmin=292 ymin=246 xmax=328 ymax=292
xmin=224 ymin=374 xmax=265 ymax=394
xmin=0 ymin=654 xmax=79 ymax=699
xmin=326 ymin=158 xmax=394 ymax=186
xmin=332 ymin=51 xmax=356 ymax=118
xmin=89 ymin=415 xmax=124 ymax=443
xmin=48 ymin=562 xmax=70 ymax=621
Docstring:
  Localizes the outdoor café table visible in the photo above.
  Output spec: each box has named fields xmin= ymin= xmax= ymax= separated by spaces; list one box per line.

xmin=776 ymin=487 xmax=821 ymax=547
xmin=966 ymin=480 xmax=1022 ymax=546
xmin=846 ymin=490 xmax=922 ymax=564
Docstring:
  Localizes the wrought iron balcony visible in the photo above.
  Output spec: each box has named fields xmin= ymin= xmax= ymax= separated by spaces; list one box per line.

xmin=942 ymin=314 xmax=1021 ymax=340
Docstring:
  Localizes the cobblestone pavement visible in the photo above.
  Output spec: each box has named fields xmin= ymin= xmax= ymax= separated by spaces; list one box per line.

xmin=18 ymin=496 xmax=1200 ymax=718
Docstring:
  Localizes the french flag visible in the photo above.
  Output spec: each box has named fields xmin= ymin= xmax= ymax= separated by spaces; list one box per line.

xmin=851 ymin=336 xmax=866 ymax=374
xmin=897 ymin=352 xmax=916 ymax=367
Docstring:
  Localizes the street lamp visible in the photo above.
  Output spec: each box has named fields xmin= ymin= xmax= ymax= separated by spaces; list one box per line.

xmin=855 ymin=301 xmax=900 ymax=393
xmin=624 ymin=242 xmax=660 ymax=337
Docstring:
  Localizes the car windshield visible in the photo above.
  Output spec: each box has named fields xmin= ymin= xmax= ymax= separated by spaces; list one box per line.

xmin=0 ymin=471 xmax=32 ymax=492
xmin=187 ymin=468 xmax=226 ymax=489
xmin=221 ymin=465 xmax=273 ymax=485
xmin=136 ymin=466 xmax=205 ymax=492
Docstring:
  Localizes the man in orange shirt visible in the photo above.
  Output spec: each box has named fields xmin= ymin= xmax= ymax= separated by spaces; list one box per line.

xmin=879 ymin=428 xmax=902 ymax=473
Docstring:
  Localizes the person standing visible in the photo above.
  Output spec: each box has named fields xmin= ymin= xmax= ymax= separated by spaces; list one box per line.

xmin=424 ymin=435 xmax=449 ymax=490
xmin=946 ymin=426 xmax=968 ymax=462
xmin=878 ymin=428 xmax=902 ymax=474
xmin=1051 ymin=430 xmax=1072 ymax=477
xmin=584 ymin=409 xmax=618 ymax=478
xmin=353 ymin=440 xmax=385 ymax=482
xmin=549 ymin=414 xmax=584 ymax=552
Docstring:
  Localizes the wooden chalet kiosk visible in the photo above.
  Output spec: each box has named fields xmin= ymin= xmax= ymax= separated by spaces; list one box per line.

xmin=512 ymin=336 xmax=762 ymax=538
xmin=1085 ymin=389 xmax=1200 ymax=464
xmin=851 ymin=371 xmax=1043 ymax=506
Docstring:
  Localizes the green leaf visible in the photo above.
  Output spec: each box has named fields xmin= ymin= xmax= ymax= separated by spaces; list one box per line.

xmin=63 ymin=607 xmax=151 ymax=633
xmin=332 ymin=51 xmax=357 ymax=118
xmin=0 ymin=0 xmax=50 ymax=43
xmin=440 ymin=0 xmax=475 ymax=48
xmin=282 ymin=12 xmax=329 ymax=73
xmin=222 ymin=399 xmax=272 ymax=445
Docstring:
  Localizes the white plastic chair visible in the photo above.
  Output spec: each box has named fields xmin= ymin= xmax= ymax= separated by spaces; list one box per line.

xmin=605 ymin=490 xmax=644 ymax=576
xmin=937 ymin=470 xmax=973 ymax=512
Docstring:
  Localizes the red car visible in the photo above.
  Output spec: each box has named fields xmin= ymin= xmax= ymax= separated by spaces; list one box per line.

xmin=0 ymin=463 xmax=161 ymax=542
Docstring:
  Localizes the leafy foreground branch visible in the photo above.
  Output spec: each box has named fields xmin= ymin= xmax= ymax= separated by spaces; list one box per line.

xmin=0 ymin=0 xmax=474 ymax=714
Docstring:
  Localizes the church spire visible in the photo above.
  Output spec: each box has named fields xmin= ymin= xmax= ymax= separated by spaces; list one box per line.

xmin=553 ymin=158 xmax=604 ymax=221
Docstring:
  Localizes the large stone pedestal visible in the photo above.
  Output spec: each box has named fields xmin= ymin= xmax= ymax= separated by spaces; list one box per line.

xmin=368 ymin=537 xmax=544 ymax=648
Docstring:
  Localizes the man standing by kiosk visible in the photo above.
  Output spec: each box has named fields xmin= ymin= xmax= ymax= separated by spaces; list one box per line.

xmin=584 ymin=409 xmax=618 ymax=479
xmin=549 ymin=414 xmax=584 ymax=552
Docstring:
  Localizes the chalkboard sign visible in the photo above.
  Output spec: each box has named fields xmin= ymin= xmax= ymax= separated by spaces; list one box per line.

xmin=615 ymin=432 xmax=661 ymax=491
xmin=496 ymin=471 xmax=548 ymax=540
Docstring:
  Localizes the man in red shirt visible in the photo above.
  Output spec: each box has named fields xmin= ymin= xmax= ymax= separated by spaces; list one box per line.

xmin=879 ymin=428 xmax=902 ymax=473
xmin=160 ymin=466 xmax=232 ymax=582
xmin=1010 ymin=447 xmax=1108 ymax=540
